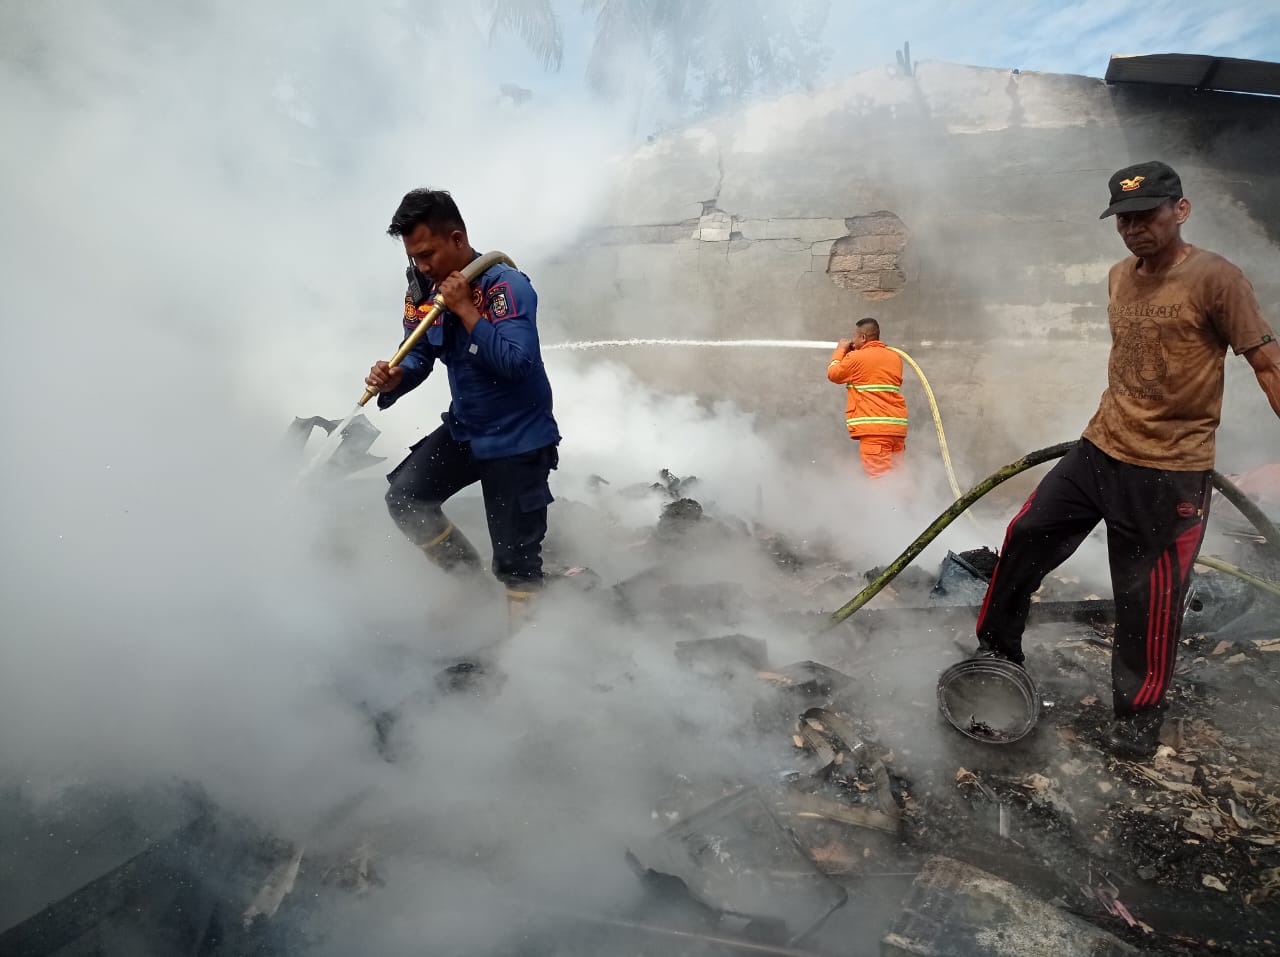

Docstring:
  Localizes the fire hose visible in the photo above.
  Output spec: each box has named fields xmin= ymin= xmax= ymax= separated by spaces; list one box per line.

xmin=300 ymin=251 xmax=515 ymax=476
xmin=822 ymin=441 xmax=1280 ymax=631
xmin=358 ymin=250 xmax=516 ymax=407
xmin=887 ymin=346 xmax=964 ymax=502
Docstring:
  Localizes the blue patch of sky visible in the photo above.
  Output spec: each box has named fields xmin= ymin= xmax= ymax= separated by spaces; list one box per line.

xmin=485 ymin=0 xmax=1280 ymax=103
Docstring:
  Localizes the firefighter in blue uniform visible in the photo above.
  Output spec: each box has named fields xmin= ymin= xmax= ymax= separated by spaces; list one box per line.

xmin=366 ymin=189 xmax=559 ymax=638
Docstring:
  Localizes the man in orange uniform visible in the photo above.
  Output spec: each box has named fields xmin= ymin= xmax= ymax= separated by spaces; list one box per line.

xmin=827 ymin=318 xmax=909 ymax=477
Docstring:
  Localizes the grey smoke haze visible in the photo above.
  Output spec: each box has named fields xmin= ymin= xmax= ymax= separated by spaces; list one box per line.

xmin=5 ymin=3 xmax=1275 ymax=951
xmin=0 ymin=2 xmax=972 ymax=951
xmin=0 ymin=1 xmax=1108 ymax=802
xmin=543 ymin=58 xmax=1280 ymax=596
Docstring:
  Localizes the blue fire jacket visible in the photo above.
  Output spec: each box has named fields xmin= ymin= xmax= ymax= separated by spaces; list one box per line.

xmin=377 ymin=254 xmax=560 ymax=460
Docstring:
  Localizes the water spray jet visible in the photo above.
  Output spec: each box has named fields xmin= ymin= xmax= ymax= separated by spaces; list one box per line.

xmin=546 ymin=337 xmax=968 ymax=502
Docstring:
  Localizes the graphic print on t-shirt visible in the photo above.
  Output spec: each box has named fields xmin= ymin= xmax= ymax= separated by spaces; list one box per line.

xmin=1110 ymin=312 xmax=1171 ymax=400
xmin=1108 ymin=298 xmax=1187 ymax=401
xmin=1083 ymin=248 xmax=1276 ymax=471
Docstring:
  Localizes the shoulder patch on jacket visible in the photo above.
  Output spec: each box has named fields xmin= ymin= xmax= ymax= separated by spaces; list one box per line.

xmin=404 ymin=294 xmax=420 ymax=328
xmin=485 ymin=281 xmax=516 ymax=321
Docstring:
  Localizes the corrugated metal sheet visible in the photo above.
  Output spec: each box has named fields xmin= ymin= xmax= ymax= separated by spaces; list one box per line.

xmin=1105 ymin=54 xmax=1280 ymax=96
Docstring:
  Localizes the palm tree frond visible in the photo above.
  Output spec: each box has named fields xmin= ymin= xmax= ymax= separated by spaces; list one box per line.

xmin=487 ymin=0 xmax=563 ymax=71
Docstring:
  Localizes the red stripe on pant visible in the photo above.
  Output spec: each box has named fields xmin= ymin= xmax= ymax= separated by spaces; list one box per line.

xmin=1140 ymin=555 xmax=1172 ymax=708
xmin=1172 ymin=521 xmax=1203 ymax=579
xmin=1135 ymin=554 xmax=1171 ymax=709
xmin=1141 ymin=557 xmax=1172 ymax=706
xmin=1133 ymin=523 xmax=1204 ymax=708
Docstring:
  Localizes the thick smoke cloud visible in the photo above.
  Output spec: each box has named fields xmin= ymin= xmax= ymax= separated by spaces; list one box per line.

xmin=10 ymin=3 xmax=1270 ymax=952
xmin=0 ymin=3 xmax=959 ymax=950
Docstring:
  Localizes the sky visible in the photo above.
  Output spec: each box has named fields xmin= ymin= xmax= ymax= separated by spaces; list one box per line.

xmin=821 ymin=0 xmax=1280 ymax=77
xmin=490 ymin=0 xmax=1280 ymax=109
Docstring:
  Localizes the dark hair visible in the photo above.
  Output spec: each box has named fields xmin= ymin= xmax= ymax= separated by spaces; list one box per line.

xmin=387 ymin=189 xmax=467 ymax=238
xmin=855 ymin=317 xmax=881 ymax=339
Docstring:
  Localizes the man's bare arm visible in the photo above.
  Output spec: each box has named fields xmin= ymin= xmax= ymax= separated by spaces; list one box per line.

xmin=1245 ymin=339 xmax=1280 ymax=418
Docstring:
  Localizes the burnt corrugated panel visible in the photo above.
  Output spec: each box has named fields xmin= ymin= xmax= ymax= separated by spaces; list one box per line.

xmin=1105 ymin=53 xmax=1280 ymax=96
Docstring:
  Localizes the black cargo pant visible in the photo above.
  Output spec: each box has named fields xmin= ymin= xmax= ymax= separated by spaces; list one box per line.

xmin=976 ymin=439 xmax=1211 ymax=717
xmin=385 ymin=424 xmax=557 ymax=588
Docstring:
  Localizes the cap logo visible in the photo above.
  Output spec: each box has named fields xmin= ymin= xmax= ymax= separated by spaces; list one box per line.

xmin=1120 ymin=176 xmax=1145 ymax=192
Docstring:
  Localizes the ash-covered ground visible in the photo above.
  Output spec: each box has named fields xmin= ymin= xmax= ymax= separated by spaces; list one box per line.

xmin=4 ymin=466 xmax=1278 ymax=957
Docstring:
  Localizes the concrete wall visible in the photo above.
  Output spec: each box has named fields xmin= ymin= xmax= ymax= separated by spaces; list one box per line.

xmin=538 ymin=61 xmax=1280 ymax=483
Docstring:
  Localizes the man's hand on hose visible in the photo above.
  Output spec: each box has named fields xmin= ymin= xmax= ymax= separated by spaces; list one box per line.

xmin=366 ymin=360 xmax=403 ymax=393
xmin=439 ymin=272 xmax=484 ymax=332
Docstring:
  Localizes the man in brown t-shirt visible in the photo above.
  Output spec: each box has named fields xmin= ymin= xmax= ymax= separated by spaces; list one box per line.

xmin=974 ymin=161 xmax=1280 ymax=760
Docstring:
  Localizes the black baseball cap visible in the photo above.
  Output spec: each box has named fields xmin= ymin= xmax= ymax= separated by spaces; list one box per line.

xmin=1099 ymin=161 xmax=1183 ymax=218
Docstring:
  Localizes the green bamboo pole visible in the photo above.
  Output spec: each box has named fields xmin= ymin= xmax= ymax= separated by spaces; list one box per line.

xmin=822 ymin=444 xmax=1280 ymax=632
xmin=1194 ymin=555 xmax=1280 ymax=602
xmin=822 ymin=441 xmax=1077 ymax=631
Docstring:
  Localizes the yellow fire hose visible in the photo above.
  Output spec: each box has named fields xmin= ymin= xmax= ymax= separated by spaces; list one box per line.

xmin=884 ymin=345 xmax=992 ymax=536
xmin=358 ymin=250 xmax=515 ymax=407
xmin=300 ymin=250 xmax=514 ymax=476
xmin=888 ymin=347 xmax=965 ymax=503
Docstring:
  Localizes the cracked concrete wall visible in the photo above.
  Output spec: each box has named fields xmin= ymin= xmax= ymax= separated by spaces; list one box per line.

xmin=541 ymin=61 xmax=1280 ymax=480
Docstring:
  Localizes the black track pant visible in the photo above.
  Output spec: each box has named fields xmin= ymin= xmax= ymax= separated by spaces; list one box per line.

xmin=976 ymin=439 xmax=1211 ymax=717
xmin=385 ymin=424 xmax=557 ymax=588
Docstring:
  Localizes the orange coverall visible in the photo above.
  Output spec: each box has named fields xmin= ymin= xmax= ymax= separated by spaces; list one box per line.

xmin=827 ymin=340 xmax=908 ymax=478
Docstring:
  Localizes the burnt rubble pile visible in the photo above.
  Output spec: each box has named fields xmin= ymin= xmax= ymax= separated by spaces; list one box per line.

xmin=623 ymin=626 xmax=1280 ymax=957
xmin=4 ymin=469 xmax=1279 ymax=956
xmin=568 ymin=473 xmax=1280 ymax=955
